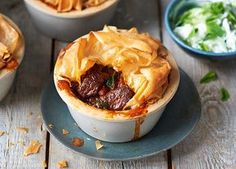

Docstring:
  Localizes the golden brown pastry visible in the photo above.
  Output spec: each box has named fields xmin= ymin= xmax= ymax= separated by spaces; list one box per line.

xmin=40 ymin=0 xmax=107 ymax=12
xmin=0 ymin=15 xmax=20 ymax=72
xmin=54 ymin=26 xmax=171 ymax=113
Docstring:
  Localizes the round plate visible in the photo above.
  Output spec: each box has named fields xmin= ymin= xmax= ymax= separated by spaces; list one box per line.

xmin=41 ymin=70 xmax=201 ymax=161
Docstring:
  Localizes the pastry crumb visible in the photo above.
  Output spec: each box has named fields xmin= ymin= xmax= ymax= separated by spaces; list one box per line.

xmin=48 ymin=124 xmax=54 ymax=129
xmin=95 ymin=140 xmax=104 ymax=150
xmin=57 ymin=160 xmax=68 ymax=168
xmin=41 ymin=160 xmax=47 ymax=168
xmin=0 ymin=131 xmax=5 ymax=137
xmin=72 ymin=137 xmax=84 ymax=147
xmin=16 ymin=127 xmax=29 ymax=134
xmin=24 ymin=140 xmax=42 ymax=156
xmin=62 ymin=129 xmax=69 ymax=135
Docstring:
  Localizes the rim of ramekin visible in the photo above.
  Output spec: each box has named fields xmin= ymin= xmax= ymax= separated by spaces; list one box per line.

xmin=24 ymin=0 xmax=119 ymax=19
xmin=0 ymin=14 xmax=25 ymax=80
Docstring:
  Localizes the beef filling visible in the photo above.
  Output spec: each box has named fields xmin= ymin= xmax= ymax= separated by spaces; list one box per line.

xmin=71 ymin=64 xmax=134 ymax=111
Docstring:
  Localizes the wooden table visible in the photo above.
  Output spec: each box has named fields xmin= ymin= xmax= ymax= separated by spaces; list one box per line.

xmin=0 ymin=0 xmax=236 ymax=169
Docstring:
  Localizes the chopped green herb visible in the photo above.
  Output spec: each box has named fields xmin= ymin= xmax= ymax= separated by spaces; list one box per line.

xmin=205 ymin=22 xmax=225 ymax=40
xmin=210 ymin=2 xmax=224 ymax=15
xmin=106 ymin=73 xmax=116 ymax=89
xmin=227 ymin=11 xmax=236 ymax=25
xmin=199 ymin=42 xmax=209 ymax=51
xmin=200 ymin=71 xmax=217 ymax=84
xmin=206 ymin=15 xmax=218 ymax=23
xmin=219 ymin=88 xmax=230 ymax=101
xmin=96 ymin=100 xmax=109 ymax=109
xmin=175 ymin=11 xmax=191 ymax=26
xmin=188 ymin=28 xmax=198 ymax=39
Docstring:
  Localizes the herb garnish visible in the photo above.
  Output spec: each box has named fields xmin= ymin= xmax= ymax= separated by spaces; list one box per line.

xmin=106 ymin=73 xmax=116 ymax=89
xmin=227 ymin=10 xmax=236 ymax=25
xmin=96 ymin=100 xmax=109 ymax=109
xmin=175 ymin=11 xmax=191 ymax=26
xmin=210 ymin=2 xmax=224 ymax=15
xmin=219 ymin=88 xmax=230 ymax=101
xmin=200 ymin=71 xmax=217 ymax=84
xmin=205 ymin=22 xmax=225 ymax=40
xmin=199 ymin=42 xmax=209 ymax=51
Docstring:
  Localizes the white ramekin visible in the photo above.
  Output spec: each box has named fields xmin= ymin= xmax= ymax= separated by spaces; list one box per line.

xmin=54 ymin=48 xmax=180 ymax=142
xmin=0 ymin=14 xmax=25 ymax=102
xmin=24 ymin=0 xmax=119 ymax=42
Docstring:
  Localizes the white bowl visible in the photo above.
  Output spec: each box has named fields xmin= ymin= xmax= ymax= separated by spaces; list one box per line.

xmin=24 ymin=0 xmax=119 ymax=42
xmin=54 ymin=49 xmax=180 ymax=143
xmin=0 ymin=14 xmax=25 ymax=102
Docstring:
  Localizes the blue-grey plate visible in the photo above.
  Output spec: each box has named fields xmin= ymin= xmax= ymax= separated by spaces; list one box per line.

xmin=41 ymin=70 xmax=201 ymax=161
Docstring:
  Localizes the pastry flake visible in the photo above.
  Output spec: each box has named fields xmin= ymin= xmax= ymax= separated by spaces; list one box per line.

xmin=62 ymin=129 xmax=69 ymax=135
xmin=0 ymin=130 xmax=5 ymax=137
xmin=16 ymin=127 xmax=29 ymax=134
xmin=24 ymin=140 xmax=42 ymax=156
xmin=41 ymin=160 xmax=47 ymax=168
xmin=57 ymin=160 xmax=68 ymax=168
xmin=95 ymin=140 xmax=103 ymax=150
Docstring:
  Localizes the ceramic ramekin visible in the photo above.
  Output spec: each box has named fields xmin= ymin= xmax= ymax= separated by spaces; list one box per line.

xmin=24 ymin=0 xmax=119 ymax=42
xmin=0 ymin=14 xmax=25 ymax=102
xmin=54 ymin=45 xmax=180 ymax=142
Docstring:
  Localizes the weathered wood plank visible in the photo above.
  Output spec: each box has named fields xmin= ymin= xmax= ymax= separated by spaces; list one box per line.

xmin=48 ymin=0 xmax=168 ymax=168
xmin=0 ymin=0 xmax=52 ymax=168
xmin=161 ymin=0 xmax=236 ymax=169
xmin=121 ymin=0 xmax=167 ymax=168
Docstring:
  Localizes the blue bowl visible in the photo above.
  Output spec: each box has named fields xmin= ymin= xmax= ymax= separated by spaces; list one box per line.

xmin=164 ymin=0 xmax=236 ymax=60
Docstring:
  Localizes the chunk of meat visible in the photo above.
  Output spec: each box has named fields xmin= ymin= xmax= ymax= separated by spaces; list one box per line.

xmin=102 ymin=85 xmax=134 ymax=110
xmin=76 ymin=65 xmax=107 ymax=98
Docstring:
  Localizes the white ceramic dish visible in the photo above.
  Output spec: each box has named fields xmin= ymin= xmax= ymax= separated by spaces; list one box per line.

xmin=24 ymin=0 xmax=119 ymax=42
xmin=0 ymin=14 xmax=25 ymax=102
xmin=54 ymin=48 xmax=180 ymax=142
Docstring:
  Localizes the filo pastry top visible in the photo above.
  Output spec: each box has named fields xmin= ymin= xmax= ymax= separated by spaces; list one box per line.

xmin=54 ymin=26 xmax=171 ymax=117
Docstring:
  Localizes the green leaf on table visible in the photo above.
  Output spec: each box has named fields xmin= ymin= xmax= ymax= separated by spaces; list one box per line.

xmin=219 ymin=88 xmax=230 ymax=102
xmin=200 ymin=71 xmax=217 ymax=83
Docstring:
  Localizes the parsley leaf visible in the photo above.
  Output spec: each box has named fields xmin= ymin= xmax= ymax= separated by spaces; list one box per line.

xmin=106 ymin=73 xmax=116 ymax=89
xmin=175 ymin=11 xmax=191 ymax=27
xmin=219 ymin=88 xmax=230 ymax=101
xmin=227 ymin=10 xmax=236 ymax=25
xmin=205 ymin=22 xmax=225 ymax=40
xmin=95 ymin=100 xmax=109 ymax=109
xmin=189 ymin=28 xmax=198 ymax=39
xmin=200 ymin=71 xmax=217 ymax=84
xmin=210 ymin=2 xmax=224 ymax=15
xmin=199 ymin=42 xmax=209 ymax=51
